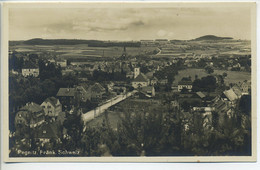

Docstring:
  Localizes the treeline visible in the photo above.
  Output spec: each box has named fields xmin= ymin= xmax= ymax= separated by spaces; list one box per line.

xmin=90 ymin=69 xmax=127 ymax=82
xmin=153 ymin=59 xmax=184 ymax=84
xmin=18 ymin=38 xmax=141 ymax=47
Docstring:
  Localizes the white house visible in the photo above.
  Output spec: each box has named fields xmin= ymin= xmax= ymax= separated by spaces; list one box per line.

xmin=178 ymin=78 xmax=193 ymax=92
xmin=132 ymin=73 xmax=149 ymax=89
xmin=22 ymin=63 xmax=39 ymax=77
xmin=41 ymin=97 xmax=62 ymax=118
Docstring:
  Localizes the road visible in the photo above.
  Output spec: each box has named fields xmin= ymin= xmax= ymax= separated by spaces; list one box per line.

xmin=81 ymin=91 xmax=136 ymax=126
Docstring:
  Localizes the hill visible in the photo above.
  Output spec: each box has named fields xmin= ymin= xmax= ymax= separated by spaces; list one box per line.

xmin=193 ymin=35 xmax=233 ymax=41
xmin=11 ymin=38 xmax=141 ymax=47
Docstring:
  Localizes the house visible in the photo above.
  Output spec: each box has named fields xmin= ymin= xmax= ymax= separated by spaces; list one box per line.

xmin=132 ymin=73 xmax=149 ymax=89
xmin=222 ymin=89 xmax=238 ymax=105
xmin=56 ymin=59 xmax=67 ymax=68
xmin=150 ymin=77 xmax=158 ymax=86
xmin=141 ymin=86 xmax=155 ymax=97
xmin=75 ymin=86 xmax=91 ymax=102
xmin=41 ymin=97 xmax=62 ymax=118
xmin=87 ymin=83 xmax=106 ymax=100
xmin=178 ymin=93 xmax=203 ymax=110
xmin=178 ymin=77 xmax=193 ymax=92
xmin=237 ymin=80 xmax=251 ymax=95
xmin=22 ymin=62 xmax=39 ymax=77
xmin=212 ymin=99 xmax=232 ymax=125
xmin=56 ymin=88 xmax=76 ymax=110
xmin=34 ymin=122 xmax=61 ymax=145
xmin=231 ymin=85 xmax=243 ymax=98
xmin=15 ymin=102 xmax=45 ymax=129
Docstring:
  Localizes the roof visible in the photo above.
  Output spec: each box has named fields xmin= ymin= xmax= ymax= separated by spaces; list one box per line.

xmin=35 ymin=123 xmax=59 ymax=139
xmin=178 ymin=80 xmax=193 ymax=85
xmin=88 ymin=83 xmax=105 ymax=93
xmin=196 ymin=91 xmax=206 ymax=98
xmin=20 ymin=102 xmax=43 ymax=113
xmin=44 ymin=97 xmax=59 ymax=107
xmin=23 ymin=62 xmax=38 ymax=69
xmin=232 ymin=85 xmax=242 ymax=97
xmin=178 ymin=77 xmax=192 ymax=85
xmin=57 ymin=88 xmax=75 ymax=97
xmin=141 ymin=86 xmax=154 ymax=92
xmin=223 ymin=89 xmax=238 ymax=101
xmin=132 ymin=73 xmax=149 ymax=82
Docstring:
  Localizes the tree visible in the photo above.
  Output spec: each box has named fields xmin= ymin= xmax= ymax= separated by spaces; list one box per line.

xmin=63 ymin=109 xmax=84 ymax=150
xmin=192 ymin=76 xmax=217 ymax=92
xmin=205 ymin=66 xmax=214 ymax=74
xmin=222 ymin=72 xmax=228 ymax=78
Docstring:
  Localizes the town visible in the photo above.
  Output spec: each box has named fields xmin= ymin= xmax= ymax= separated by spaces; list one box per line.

xmin=9 ymin=36 xmax=252 ymax=157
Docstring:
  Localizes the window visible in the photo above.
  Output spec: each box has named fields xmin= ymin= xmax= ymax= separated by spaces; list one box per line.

xmin=47 ymin=106 xmax=51 ymax=108
xmin=19 ymin=114 xmax=22 ymax=118
xmin=43 ymin=130 xmax=46 ymax=134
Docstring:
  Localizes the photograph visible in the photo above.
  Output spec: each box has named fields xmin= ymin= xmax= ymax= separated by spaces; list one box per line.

xmin=2 ymin=2 xmax=256 ymax=162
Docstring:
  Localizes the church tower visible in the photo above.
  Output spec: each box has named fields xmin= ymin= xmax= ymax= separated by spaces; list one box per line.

xmin=134 ymin=68 xmax=140 ymax=79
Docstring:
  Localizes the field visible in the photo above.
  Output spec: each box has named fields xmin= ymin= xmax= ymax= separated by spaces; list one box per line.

xmin=10 ymin=44 xmax=157 ymax=59
xmin=173 ymin=68 xmax=251 ymax=86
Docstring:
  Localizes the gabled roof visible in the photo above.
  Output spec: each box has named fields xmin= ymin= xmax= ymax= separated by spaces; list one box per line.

xmin=35 ymin=123 xmax=59 ymax=139
xmin=57 ymin=88 xmax=75 ymax=97
xmin=88 ymin=83 xmax=105 ymax=93
xmin=132 ymin=73 xmax=149 ymax=82
xmin=223 ymin=89 xmax=238 ymax=101
xmin=43 ymin=97 xmax=60 ymax=107
xmin=20 ymin=102 xmax=43 ymax=113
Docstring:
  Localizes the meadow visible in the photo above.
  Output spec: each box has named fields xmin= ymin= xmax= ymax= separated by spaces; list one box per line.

xmin=173 ymin=68 xmax=251 ymax=86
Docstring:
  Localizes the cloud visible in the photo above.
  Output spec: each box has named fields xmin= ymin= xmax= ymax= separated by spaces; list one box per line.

xmin=129 ymin=20 xmax=145 ymax=27
xmin=9 ymin=7 xmax=251 ymax=40
xmin=157 ymin=30 xmax=167 ymax=37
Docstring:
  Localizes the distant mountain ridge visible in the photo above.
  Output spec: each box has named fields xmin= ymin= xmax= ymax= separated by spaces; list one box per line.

xmin=14 ymin=38 xmax=141 ymax=47
xmin=9 ymin=35 xmax=234 ymax=46
xmin=193 ymin=35 xmax=233 ymax=41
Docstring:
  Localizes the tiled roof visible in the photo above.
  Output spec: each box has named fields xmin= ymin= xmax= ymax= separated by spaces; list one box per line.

xmin=57 ymin=88 xmax=75 ymax=97
xmin=132 ymin=73 xmax=149 ymax=82
xmin=223 ymin=89 xmax=238 ymax=101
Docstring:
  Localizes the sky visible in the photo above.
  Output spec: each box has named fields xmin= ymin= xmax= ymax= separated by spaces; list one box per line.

xmin=9 ymin=6 xmax=252 ymax=41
